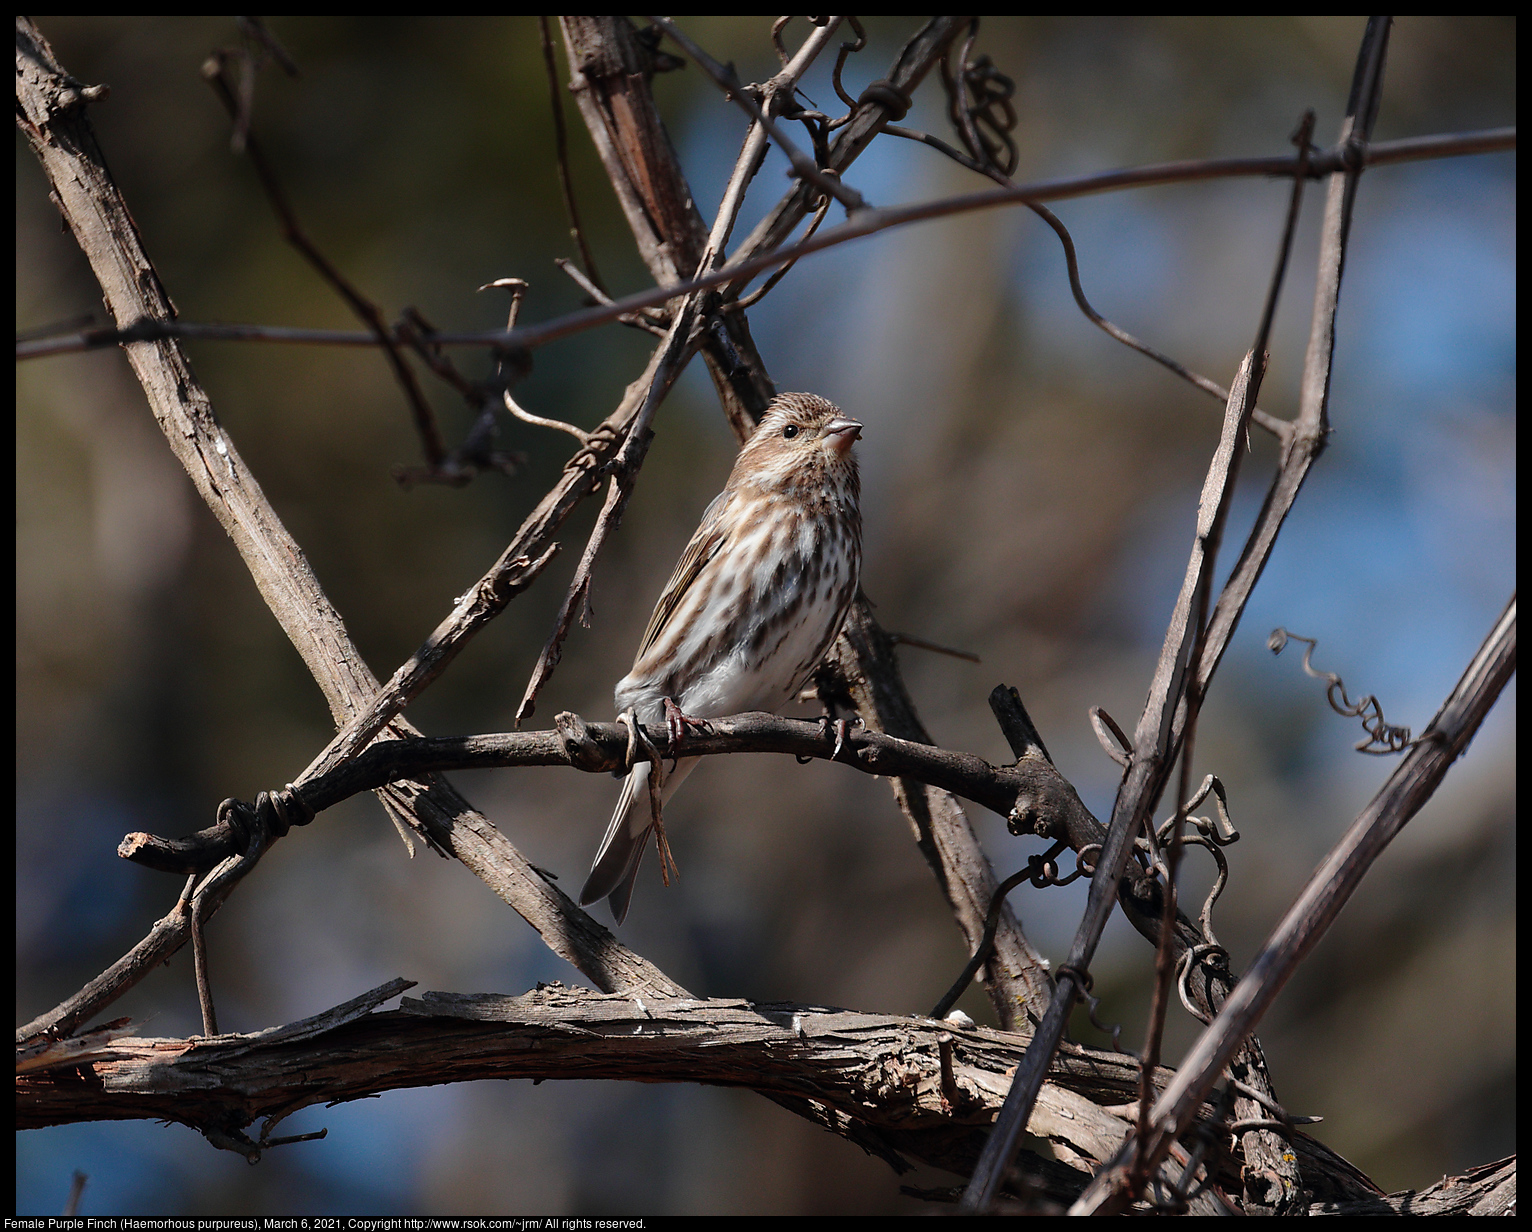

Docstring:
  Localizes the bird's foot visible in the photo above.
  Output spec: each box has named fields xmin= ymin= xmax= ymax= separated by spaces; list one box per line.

xmin=615 ymin=707 xmax=666 ymax=790
xmin=818 ymin=712 xmax=864 ymax=762
xmin=662 ymin=697 xmax=712 ymax=755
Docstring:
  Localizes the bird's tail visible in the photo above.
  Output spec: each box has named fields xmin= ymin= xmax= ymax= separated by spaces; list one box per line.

xmin=579 ymin=756 xmax=698 ymax=924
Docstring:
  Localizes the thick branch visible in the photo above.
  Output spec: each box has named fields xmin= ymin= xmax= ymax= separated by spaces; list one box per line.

xmin=19 ymin=981 xmax=1379 ymax=1210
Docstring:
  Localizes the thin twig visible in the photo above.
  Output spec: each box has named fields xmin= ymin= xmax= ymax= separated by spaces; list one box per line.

xmin=644 ymin=16 xmax=865 ymax=213
xmin=920 ymin=30 xmax=1292 ymax=441
xmin=554 ymin=259 xmax=670 ymax=335
xmin=827 ymin=16 xmax=869 ymax=114
xmin=480 ymin=280 xmax=595 ymax=447
xmin=62 ymin=1172 xmax=88 ymax=1218
xmin=539 ymin=16 xmax=608 ymax=296
xmin=501 ymin=392 xmax=593 ymax=446
xmin=200 ymin=51 xmax=449 ymax=469
xmin=1133 ymin=106 xmax=1314 ymax=1198
xmin=480 ymin=279 xmax=594 ymax=452
xmin=886 ymin=631 xmax=981 ymax=664
xmin=18 ymin=125 xmax=1514 ymax=362
xmin=723 ymin=182 xmax=836 ymax=312
xmin=928 ymin=861 xmax=1043 ymax=1020
xmin=390 ymin=307 xmax=525 ymax=487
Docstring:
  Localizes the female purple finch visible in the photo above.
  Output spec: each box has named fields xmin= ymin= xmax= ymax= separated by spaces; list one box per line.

xmin=580 ymin=392 xmax=863 ymax=923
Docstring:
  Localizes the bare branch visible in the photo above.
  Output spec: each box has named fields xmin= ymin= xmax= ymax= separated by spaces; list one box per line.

xmin=643 ymin=16 xmax=865 ymax=213
xmin=1075 ymin=593 xmax=1515 ymax=1212
xmin=17 ymin=125 xmax=1513 ymax=362
xmin=538 ymin=16 xmax=608 ymax=296
xmin=200 ymin=50 xmax=449 ymax=470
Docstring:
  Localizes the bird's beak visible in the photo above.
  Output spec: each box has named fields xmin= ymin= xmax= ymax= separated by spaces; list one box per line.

xmin=821 ymin=416 xmax=862 ymax=455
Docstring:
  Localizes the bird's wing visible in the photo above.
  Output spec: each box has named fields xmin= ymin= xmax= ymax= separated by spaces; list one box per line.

xmin=635 ymin=488 xmax=733 ymax=657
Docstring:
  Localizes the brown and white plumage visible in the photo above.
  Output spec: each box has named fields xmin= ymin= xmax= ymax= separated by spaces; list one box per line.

xmin=579 ymin=392 xmax=863 ymax=923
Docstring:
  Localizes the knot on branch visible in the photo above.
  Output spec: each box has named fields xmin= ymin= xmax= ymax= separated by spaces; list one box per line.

xmin=1055 ymin=963 xmax=1093 ymax=995
xmin=117 ymin=786 xmax=315 ymax=876
xmin=1006 ymin=793 xmax=1043 ymax=837
xmin=554 ymin=711 xmax=611 ymax=772
xmin=217 ymin=796 xmax=258 ymax=853
xmin=857 ymin=78 xmax=912 ymax=122
xmin=564 ymin=421 xmax=624 ymax=477
xmin=486 ymin=544 xmax=560 ymax=605
xmin=54 ymin=78 xmax=111 ymax=116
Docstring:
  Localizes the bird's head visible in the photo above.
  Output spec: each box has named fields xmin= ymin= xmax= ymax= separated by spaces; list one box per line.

xmin=731 ymin=392 xmax=862 ymax=500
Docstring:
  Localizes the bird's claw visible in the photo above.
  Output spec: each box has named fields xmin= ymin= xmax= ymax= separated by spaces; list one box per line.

xmin=818 ymin=712 xmax=863 ymax=762
xmin=662 ymin=697 xmax=711 ymax=755
xmin=615 ymin=707 xmax=665 ymax=790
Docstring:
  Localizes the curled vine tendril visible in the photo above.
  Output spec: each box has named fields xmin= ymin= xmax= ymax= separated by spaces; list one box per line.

xmin=1269 ymin=628 xmax=1412 ymax=754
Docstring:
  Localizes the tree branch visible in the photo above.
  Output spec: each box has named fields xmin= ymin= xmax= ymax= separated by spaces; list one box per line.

xmin=17 ymin=980 xmax=1381 ymax=1210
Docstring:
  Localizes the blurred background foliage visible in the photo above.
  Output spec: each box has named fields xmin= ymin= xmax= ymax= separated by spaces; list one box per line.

xmin=16 ymin=15 xmax=1514 ymax=1216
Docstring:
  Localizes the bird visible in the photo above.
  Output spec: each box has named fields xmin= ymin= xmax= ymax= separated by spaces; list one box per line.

xmin=579 ymin=392 xmax=863 ymax=923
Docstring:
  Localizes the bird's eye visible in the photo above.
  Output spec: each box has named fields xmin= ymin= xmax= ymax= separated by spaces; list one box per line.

xmin=782 ymin=423 xmax=799 ymax=439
